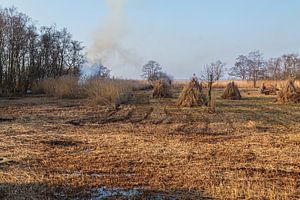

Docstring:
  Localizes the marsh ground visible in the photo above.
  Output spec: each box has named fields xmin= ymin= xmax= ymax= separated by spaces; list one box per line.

xmin=0 ymin=88 xmax=299 ymax=199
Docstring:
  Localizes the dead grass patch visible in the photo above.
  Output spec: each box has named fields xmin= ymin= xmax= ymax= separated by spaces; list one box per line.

xmin=42 ymin=139 xmax=83 ymax=147
xmin=33 ymin=76 xmax=82 ymax=99
xmin=277 ymin=80 xmax=300 ymax=103
xmin=0 ymin=88 xmax=300 ymax=199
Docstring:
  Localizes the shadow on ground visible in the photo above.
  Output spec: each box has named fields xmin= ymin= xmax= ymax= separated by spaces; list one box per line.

xmin=0 ymin=183 xmax=212 ymax=200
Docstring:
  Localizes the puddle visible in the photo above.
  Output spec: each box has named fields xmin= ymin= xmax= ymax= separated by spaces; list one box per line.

xmin=90 ymin=187 xmax=140 ymax=200
xmin=90 ymin=187 xmax=178 ymax=200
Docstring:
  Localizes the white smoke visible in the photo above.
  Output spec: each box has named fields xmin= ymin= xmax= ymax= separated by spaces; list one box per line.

xmin=88 ymin=0 xmax=141 ymax=77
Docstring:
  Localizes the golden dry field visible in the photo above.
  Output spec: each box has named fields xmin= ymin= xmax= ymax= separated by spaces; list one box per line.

xmin=0 ymin=87 xmax=300 ymax=199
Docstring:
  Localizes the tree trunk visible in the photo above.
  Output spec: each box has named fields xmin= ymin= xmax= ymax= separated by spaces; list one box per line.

xmin=208 ymin=74 xmax=213 ymax=107
xmin=253 ymin=79 xmax=257 ymax=88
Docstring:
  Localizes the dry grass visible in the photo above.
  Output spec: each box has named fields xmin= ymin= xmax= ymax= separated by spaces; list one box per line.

xmin=84 ymin=78 xmax=132 ymax=108
xmin=173 ymin=80 xmax=300 ymax=89
xmin=33 ymin=77 xmax=150 ymax=108
xmin=84 ymin=78 xmax=148 ymax=108
xmin=221 ymin=81 xmax=242 ymax=100
xmin=32 ymin=76 xmax=82 ymax=99
xmin=213 ymin=80 xmax=300 ymax=89
xmin=0 ymin=88 xmax=300 ymax=199
xmin=177 ymin=80 xmax=207 ymax=107
xmin=152 ymin=80 xmax=171 ymax=98
xmin=277 ymin=80 xmax=300 ymax=103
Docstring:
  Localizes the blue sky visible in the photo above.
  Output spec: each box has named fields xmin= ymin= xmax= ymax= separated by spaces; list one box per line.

xmin=1 ymin=0 xmax=300 ymax=79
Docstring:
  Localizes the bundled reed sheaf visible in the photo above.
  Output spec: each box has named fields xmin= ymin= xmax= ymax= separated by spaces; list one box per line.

xmin=221 ymin=81 xmax=241 ymax=100
xmin=177 ymin=79 xmax=207 ymax=107
xmin=152 ymin=80 xmax=171 ymax=98
xmin=260 ymin=83 xmax=278 ymax=95
xmin=276 ymin=80 xmax=300 ymax=103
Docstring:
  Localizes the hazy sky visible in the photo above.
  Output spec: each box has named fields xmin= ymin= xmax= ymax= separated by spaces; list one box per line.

xmin=1 ymin=0 xmax=300 ymax=79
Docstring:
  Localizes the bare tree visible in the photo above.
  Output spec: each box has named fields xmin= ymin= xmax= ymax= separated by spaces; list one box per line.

xmin=202 ymin=60 xmax=226 ymax=105
xmin=92 ymin=63 xmax=111 ymax=79
xmin=229 ymin=55 xmax=249 ymax=80
xmin=229 ymin=51 xmax=300 ymax=82
xmin=0 ymin=7 xmax=86 ymax=95
xmin=267 ymin=58 xmax=282 ymax=81
xmin=202 ymin=60 xmax=225 ymax=82
xmin=247 ymin=50 xmax=267 ymax=88
xmin=141 ymin=60 xmax=162 ymax=82
xmin=65 ymin=40 xmax=86 ymax=76
xmin=281 ymin=54 xmax=300 ymax=79
xmin=229 ymin=50 xmax=266 ymax=87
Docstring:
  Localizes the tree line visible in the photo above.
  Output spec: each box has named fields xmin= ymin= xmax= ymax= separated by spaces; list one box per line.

xmin=229 ymin=50 xmax=300 ymax=87
xmin=142 ymin=51 xmax=300 ymax=89
xmin=0 ymin=7 xmax=85 ymax=95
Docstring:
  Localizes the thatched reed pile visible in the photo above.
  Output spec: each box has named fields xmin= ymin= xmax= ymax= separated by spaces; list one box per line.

xmin=221 ymin=81 xmax=241 ymax=100
xmin=177 ymin=79 xmax=207 ymax=107
xmin=260 ymin=83 xmax=278 ymax=95
xmin=277 ymin=80 xmax=300 ymax=103
xmin=152 ymin=80 xmax=171 ymax=98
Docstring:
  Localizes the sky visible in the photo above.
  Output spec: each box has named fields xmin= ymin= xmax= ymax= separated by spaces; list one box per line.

xmin=0 ymin=0 xmax=300 ymax=79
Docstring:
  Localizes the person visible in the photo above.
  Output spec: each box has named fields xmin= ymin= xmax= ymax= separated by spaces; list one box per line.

xmin=191 ymin=73 xmax=198 ymax=82
xmin=260 ymin=83 xmax=266 ymax=94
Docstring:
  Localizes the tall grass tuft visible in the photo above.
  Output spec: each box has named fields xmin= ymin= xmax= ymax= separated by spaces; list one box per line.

xmin=84 ymin=78 xmax=150 ymax=108
xmin=33 ymin=76 xmax=82 ymax=99
xmin=33 ymin=75 xmax=152 ymax=107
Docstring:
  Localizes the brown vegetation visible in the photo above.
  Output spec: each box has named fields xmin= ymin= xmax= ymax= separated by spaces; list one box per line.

xmin=84 ymin=79 xmax=135 ymax=108
xmin=221 ymin=81 xmax=242 ymax=100
xmin=33 ymin=76 xmax=82 ymax=99
xmin=0 ymin=88 xmax=299 ymax=199
xmin=177 ymin=80 xmax=207 ymax=107
xmin=33 ymin=77 xmax=150 ymax=109
xmin=277 ymin=80 xmax=300 ymax=103
xmin=152 ymin=80 xmax=171 ymax=98
xmin=177 ymin=79 xmax=300 ymax=89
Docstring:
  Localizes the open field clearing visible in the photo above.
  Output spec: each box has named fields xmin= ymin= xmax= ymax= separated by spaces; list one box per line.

xmin=1 ymin=1 xmax=300 ymax=199
xmin=0 ymin=88 xmax=299 ymax=199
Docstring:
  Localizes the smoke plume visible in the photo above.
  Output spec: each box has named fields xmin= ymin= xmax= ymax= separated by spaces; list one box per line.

xmin=88 ymin=0 xmax=140 ymax=75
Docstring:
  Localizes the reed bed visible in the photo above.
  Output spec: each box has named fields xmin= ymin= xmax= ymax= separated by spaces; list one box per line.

xmin=174 ymin=80 xmax=300 ymax=89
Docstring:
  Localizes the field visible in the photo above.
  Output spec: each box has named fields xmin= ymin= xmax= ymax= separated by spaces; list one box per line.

xmin=0 ymin=85 xmax=300 ymax=199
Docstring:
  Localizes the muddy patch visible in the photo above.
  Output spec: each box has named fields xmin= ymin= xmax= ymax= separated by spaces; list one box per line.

xmin=0 ymin=116 xmax=15 ymax=122
xmin=42 ymin=139 xmax=83 ymax=147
